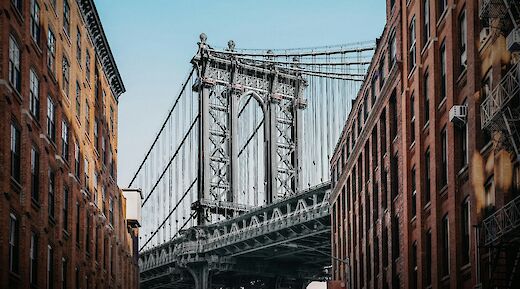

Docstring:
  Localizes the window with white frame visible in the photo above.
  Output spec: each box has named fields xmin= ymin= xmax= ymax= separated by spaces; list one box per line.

xmin=47 ymin=29 xmax=56 ymax=74
xmin=30 ymin=0 xmax=40 ymax=43
xmin=30 ymin=69 xmax=40 ymax=119
xmin=47 ymin=96 xmax=56 ymax=142
xmin=9 ymin=35 xmax=21 ymax=92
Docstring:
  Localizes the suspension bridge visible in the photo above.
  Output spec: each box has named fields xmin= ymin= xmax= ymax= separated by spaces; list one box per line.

xmin=135 ymin=34 xmax=375 ymax=289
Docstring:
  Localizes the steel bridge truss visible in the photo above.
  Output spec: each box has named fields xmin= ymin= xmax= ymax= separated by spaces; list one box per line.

xmin=139 ymin=183 xmax=331 ymax=289
xmin=192 ymin=35 xmax=307 ymax=225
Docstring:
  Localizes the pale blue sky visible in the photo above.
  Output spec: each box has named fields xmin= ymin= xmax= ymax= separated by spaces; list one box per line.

xmin=94 ymin=0 xmax=387 ymax=188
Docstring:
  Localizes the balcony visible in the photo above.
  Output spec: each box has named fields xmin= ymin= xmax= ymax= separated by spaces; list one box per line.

xmin=481 ymin=63 xmax=520 ymax=130
xmin=482 ymin=195 xmax=520 ymax=246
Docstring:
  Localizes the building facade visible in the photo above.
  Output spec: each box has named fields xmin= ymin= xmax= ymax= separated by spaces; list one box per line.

xmin=0 ymin=0 xmax=139 ymax=289
xmin=330 ymin=0 xmax=520 ymax=289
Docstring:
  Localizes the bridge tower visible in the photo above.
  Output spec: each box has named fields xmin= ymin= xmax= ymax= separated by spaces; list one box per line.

xmin=191 ymin=34 xmax=307 ymax=225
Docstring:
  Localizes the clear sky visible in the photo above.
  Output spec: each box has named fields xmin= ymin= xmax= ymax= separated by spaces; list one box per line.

xmin=94 ymin=0 xmax=386 ymax=189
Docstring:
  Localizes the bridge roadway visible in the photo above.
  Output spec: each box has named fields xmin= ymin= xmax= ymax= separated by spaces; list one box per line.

xmin=139 ymin=182 xmax=332 ymax=289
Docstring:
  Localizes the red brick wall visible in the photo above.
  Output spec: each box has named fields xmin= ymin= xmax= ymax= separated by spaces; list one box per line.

xmin=0 ymin=1 xmax=138 ymax=289
xmin=329 ymin=0 xmax=520 ymax=289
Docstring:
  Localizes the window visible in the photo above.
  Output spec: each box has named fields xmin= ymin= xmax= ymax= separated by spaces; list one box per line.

xmin=412 ymin=242 xmax=418 ymax=289
xmin=63 ymin=1 xmax=70 ymax=36
xmin=61 ymin=258 xmax=67 ymax=289
xmin=49 ymin=170 xmax=56 ymax=219
xmin=86 ymin=51 xmax=91 ymax=82
xmin=459 ymin=9 xmax=467 ymax=71
xmin=44 ymin=97 xmax=55 ymax=143
xmin=84 ymin=158 xmax=89 ymax=188
xmin=101 ymin=135 xmax=106 ymax=165
xmin=438 ymin=0 xmax=448 ymax=18
xmin=9 ymin=35 xmax=21 ymax=92
xmin=76 ymin=81 xmax=81 ymax=119
xmin=440 ymin=126 xmax=448 ymax=187
xmin=94 ymin=119 xmax=99 ymax=151
xmin=410 ymin=93 xmax=415 ymax=143
xmin=441 ymin=214 xmax=450 ymax=276
xmin=373 ymin=181 xmax=379 ymax=222
xmin=62 ymin=57 xmax=70 ymax=96
xmin=440 ymin=41 xmax=447 ymax=102
xmin=47 ymin=245 xmax=54 ymax=289
xmin=109 ymin=197 xmax=114 ymax=225
xmin=31 ymin=147 xmax=40 ymax=202
xmin=30 ymin=232 xmax=38 ymax=285
xmin=11 ymin=121 xmax=21 ymax=183
xmin=47 ymin=29 xmax=56 ymax=74
xmin=379 ymin=57 xmax=385 ymax=89
xmin=11 ymin=0 xmax=22 ymax=11
xmin=102 ymin=185 xmax=107 ymax=215
xmin=485 ymin=178 xmax=496 ymax=216
xmin=76 ymin=28 xmax=81 ymax=64
xmin=382 ymin=170 xmax=388 ymax=209
xmin=409 ymin=16 xmax=416 ymax=72
xmin=76 ymin=202 xmax=81 ymax=246
xmin=423 ymin=71 xmax=430 ymax=124
xmin=392 ymin=215 xmax=400 ymax=260
xmin=461 ymin=198 xmax=471 ymax=265
xmin=425 ymin=230 xmax=432 ymax=286
xmin=85 ymin=100 xmax=90 ymax=135
xmin=411 ymin=167 xmax=417 ymax=218
xmin=30 ymin=69 xmax=40 ymax=119
xmin=63 ymin=187 xmax=69 ymax=231
xmin=391 ymin=154 xmax=399 ymax=199
xmin=460 ymin=112 xmax=468 ymax=169
xmin=390 ymin=92 xmax=397 ymax=140
xmin=389 ymin=30 xmax=397 ymax=66
xmin=380 ymin=110 xmax=387 ymax=155
xmin=423 ymin=0 xmax=430 ymax=45
xmin=371 ymin=79 xmax=377 ymax=108
xmin=482 ymin=70 xmax=493 ymax=146
xmin=61 ymin=120 xmax=69 ymax=160
xmin=424 ymin=148 xmax=431 ymax=204
xmin=75 ymin=143 xmax=80 ymax=179
xmin=75 ymin=267 xmax=80 ymax=289
xmin=30 ymin=0 xmax=40 ymax=43
xmin=86 ymin=215 xmax=91 ymax=254
xmin=9 ymin=213 xmax=19 ymax=273
xmin=93 ymin=172 xmax=98 ymax=206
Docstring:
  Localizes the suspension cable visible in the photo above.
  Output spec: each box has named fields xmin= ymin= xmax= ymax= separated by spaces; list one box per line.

xmin=208 ymin=46 xmax=375 ymax=57
xmin=128 ymin=68 xmax=195 ymax=188
xmin=142 ymin=115 xmax=199 ymax=206
xmin=238 ymin=118 xmax=265 ymax=157
xmin=238 ymin=57 xmax=371 ymax=67
xmin=139 ymin=178 xmax=197 ymax=252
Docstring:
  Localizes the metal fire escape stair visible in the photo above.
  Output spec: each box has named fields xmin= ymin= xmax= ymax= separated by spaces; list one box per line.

xmin=486 ymin=244 xmax=520 ymax=289
xmin=482 ymin=195 xmax=520 ymax=289
xmin=481 ymin=62 xmax=520 ymax=160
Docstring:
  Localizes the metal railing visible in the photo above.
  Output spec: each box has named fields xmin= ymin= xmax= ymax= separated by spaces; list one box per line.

xmin=481 ymin=63 xmax=520 ymax=129
xmin=482 ymin=195 xmax=520 ymax=246
xmin=480 ymin=0 xmax=509 ymax=20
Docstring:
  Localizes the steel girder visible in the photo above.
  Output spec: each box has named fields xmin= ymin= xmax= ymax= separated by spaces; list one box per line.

xmin=191 ymin=36 xmax=307 ymax=226
xmin=139 ymin=183 xmax=331 ymax=288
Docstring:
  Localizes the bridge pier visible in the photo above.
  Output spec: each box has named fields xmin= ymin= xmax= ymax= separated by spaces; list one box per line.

xmin=187 ymin=263 xmax=210 ymax=289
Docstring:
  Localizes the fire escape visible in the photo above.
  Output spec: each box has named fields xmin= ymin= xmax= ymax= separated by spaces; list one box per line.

xmin=479 ymin=1 xmax=520 ymax=289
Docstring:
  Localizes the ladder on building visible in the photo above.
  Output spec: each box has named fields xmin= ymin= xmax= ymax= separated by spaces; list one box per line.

xmin=486 ymin=244 xmax=520 ymax=289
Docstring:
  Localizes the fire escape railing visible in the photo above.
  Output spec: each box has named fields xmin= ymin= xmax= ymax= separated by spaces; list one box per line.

xmin=481 ymin=63 xmax=520 ymax=130
xmin=482 ymin=195 xmax=520 ymax=246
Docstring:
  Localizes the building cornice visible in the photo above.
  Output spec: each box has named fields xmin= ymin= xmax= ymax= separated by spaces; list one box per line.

xmin=77 ymin=0 xmax=126 ymax=100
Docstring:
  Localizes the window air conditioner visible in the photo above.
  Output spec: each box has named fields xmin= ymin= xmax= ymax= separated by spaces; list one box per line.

xmin=449 ymin=105 xmax=467 ymax=127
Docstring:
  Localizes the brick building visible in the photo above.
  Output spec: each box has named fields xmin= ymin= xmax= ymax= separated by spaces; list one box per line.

xmin=0 ymin=0 xmax=139 ymax=289
xmin=330 ymin=0 xmax=520 ymax=289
